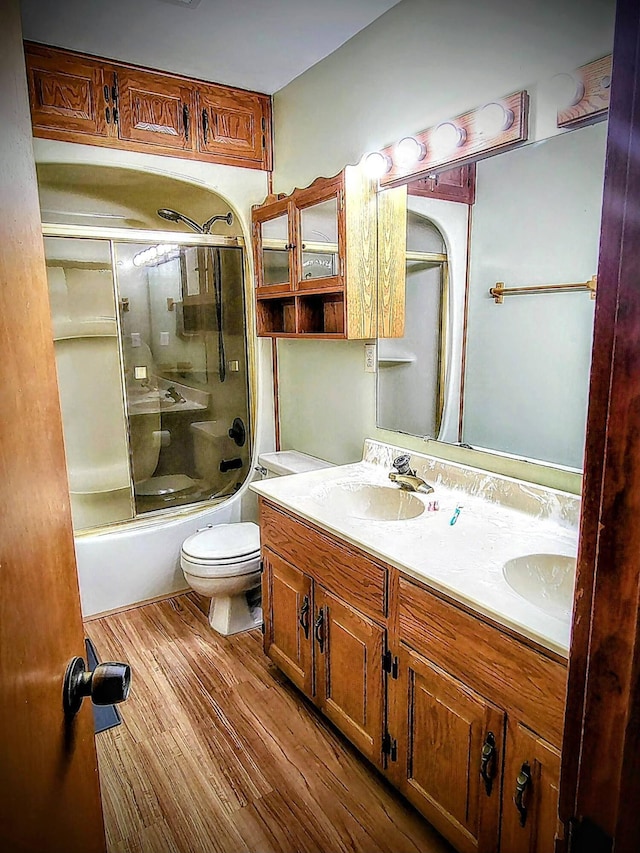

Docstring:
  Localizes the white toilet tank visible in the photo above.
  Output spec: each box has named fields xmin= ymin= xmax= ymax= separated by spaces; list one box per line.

xmin=258 ymin=450 xmax=333 ymax=478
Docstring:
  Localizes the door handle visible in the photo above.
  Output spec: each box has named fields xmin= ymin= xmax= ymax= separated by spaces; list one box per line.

xmin=299 ymin=595 xmax=310 ymax=638
xmin=182 ymin=104 xmax=190 ymax=141
xmin=514 ymin=762 xmax=532 ymax=827
xmin=314 ymin=608 xmax=325 ymax=653
xmin=63 ymin=655 xmax=131 ymax=716
xmin=480 ymin=731 xmax=497 ymax=796
xmin=202 ymin=108 xmax=209 ymax=144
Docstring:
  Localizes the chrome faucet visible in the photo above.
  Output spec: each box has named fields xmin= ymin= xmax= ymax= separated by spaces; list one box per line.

xmin=388 ymin=454 xmax=434 ymax=494
xmin=164 ymin=385 xmax=186 ymax=404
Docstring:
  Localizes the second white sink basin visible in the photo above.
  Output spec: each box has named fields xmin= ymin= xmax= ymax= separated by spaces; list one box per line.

xmin=311 ymin=482 xmax=425 ymax=521
xmin=503 ymin=553 xmax=576 ymax=619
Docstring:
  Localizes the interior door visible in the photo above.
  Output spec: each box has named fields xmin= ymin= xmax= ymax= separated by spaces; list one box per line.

xmin=0 ymin=5 xmax=106 ymax=851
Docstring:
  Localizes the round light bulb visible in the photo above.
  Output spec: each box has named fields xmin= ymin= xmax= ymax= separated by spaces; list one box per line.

xmin=363 ymin=151 xmax=392 ymax=180
xmin=552 ymin=72 xmax=585 ymax=109
xmin=395 ymin=136 xmax=426 ymax=169
xmin=432 ymin=122 xmax=466 ymax=155
xmin=476 ymin=102 xmax=514 ymax=138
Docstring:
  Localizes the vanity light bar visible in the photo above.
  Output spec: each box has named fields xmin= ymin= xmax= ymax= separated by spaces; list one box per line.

xmin=379 ymin=90 xmax=529 ymax=187
xmin=557 ymin=54 xmax=612 ymax=129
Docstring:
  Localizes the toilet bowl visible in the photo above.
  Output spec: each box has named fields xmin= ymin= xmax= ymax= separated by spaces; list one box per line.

xmin=180 ymin=450 xmax=334 ymax=636
xmin=181 ymin=522 xmax=262 ymax=635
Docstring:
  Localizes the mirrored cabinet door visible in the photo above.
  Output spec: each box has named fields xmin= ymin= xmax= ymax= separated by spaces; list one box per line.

xmin=254 ymin=200 xmax=293 ymax=294
xmin=299 ymin=196 xmax=339 ymax=285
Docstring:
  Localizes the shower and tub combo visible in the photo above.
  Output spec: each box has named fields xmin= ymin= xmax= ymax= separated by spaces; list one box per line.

xmin=43 ymin=199 xmax=263 ymax=624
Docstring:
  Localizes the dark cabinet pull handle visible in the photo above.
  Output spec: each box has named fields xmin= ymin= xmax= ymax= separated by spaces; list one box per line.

xmin=314 ymin=608 xmax=325 ymax=652
xmin=105 ymin=106 xmax=111 ymax=124
xmin=480 ymin=731 xmax=497 ymax=796
xmin=183 ymin=104 xmax=190 ymax=141
xmin=284 ymin=243 xmax=297 ymax=251
xmin=103 ymin=84 xmax=110 ymax=103
xmin=514 ymin=762 xmax=532 ymax=827
xmin=202 ymin=108 xmax=209 ymax=144
xmin=299 ymin=595 xmax=310 ymax=638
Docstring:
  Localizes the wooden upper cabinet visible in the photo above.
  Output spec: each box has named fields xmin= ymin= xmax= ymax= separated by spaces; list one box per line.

xmin=407 ymin=164 xmax=476 ymax=205
xmin=116 ymin=69 xmax=194 ymax=151
xmin=25 ymin=42 xmax=113 ymax=139
xmin=252 ymin=166 xmax=383 ymax=339
xmin=23 ymin=42 xmax=272 ymax=170
xmin=197 ymin=84 xmax=270 ymax=167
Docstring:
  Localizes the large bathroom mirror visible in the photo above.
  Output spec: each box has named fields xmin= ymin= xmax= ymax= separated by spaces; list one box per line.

xmin=376 ymin=120 xmax=607 ymax=469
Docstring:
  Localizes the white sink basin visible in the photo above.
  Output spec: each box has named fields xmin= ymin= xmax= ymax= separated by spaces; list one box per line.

xmin=311 ymin=482 xmax=425 ymax=521
xmin=503 ymin=553 xmax=576 ymax=619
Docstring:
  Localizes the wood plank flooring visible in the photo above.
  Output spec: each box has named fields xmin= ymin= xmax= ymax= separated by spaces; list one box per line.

xmin=86 ymin=594 xmax=453 ymax=853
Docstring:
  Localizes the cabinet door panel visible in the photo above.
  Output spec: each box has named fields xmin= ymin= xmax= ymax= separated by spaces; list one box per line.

xmin=407 ymin=164 xmax=476 ymax=204
xmin=117 ymin=70 xmax=194 ymax=151
xmin=198 ymin=86 xmax=266 ymax=165
xmin=263 ymin=549 xmax=313 ymax=698
xmin=394 ymin=645 xmax=504 ymax=853
xmin=500 ymin=722 xmax=561 ymax=853
xmin=315 ymin=587 xmax=385 ymax=766
xmin=25 ymin=45 xmax=109 ymax=138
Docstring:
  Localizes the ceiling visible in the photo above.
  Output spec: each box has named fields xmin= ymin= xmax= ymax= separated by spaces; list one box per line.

xmin=20 ymin=0 xmax=402 ymax=94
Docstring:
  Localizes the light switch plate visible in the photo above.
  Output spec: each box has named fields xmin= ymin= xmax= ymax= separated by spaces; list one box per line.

xmin=134 ymin=365 xmax=148 ymax=380
xmin=131 ymin=332 xmax=141 ymax=347
xmin=160 ymin=331 xmax=170 ymax=346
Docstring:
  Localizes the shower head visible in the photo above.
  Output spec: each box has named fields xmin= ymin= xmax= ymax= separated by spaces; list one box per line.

xmin=202 ymin=211 xmax=234 ymax=233
xmin=157 ymin=208 xmax=234 ymax=234
xmin=156 ymin=208 xmax=203 ymax=233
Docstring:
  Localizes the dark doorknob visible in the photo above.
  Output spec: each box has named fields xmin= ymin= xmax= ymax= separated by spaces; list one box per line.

xmin=63 ymin=655 xmax=131 ymax=716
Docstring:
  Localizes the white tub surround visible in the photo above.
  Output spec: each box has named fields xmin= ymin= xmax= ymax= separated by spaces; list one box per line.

xmin=250 ymin=439 xmax=580 ymax=656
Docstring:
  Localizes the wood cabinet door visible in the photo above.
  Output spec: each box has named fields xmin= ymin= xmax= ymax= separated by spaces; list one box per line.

xmin=314 ymin=586 xmax=385 ymax=766
xmin=500 ymin=722 xmax=561 ymax=853
xmin=25 ymin=43 xmax=112 ymax=139
xmin=263 ymin=548 xmax=313 ymax=698
xmin=116 ymin=69 xmax=194 ymax=151
xmin=197 ymin=84 xmax=267 ymax=167
xmin=407 ymin=164 xmax=476 ymax=204
xmin=393 ymin=645 xmax=505 ymax=853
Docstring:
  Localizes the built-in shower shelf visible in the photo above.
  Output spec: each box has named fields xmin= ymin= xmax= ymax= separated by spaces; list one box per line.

xmin=378 ymin=356 xmax=416 ymax=365
xmin=68 ymin=462 xmax=130 ymax=495
xmin=53 ymin=318 xmax=117 ymax=341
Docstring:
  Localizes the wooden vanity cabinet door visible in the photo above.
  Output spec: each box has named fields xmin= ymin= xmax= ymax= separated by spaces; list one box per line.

xmin=262 ymin=549 xmax=313 ymax=699
xmin=116 ymin=69 xmax=195 ymax=152
xmin=25 ymin=43 xmax=112 ymax=140
xmin=500 ymin=722 xmax=561 ymax=853
xmin=393 ymin=645 xmax=505 ymax=853
xmin=314 ymin=586 xmax=385 ymax=767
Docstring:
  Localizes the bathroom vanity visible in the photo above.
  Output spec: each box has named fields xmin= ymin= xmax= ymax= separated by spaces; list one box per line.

xmin=250 ymin=440 xmax=578 ymax=853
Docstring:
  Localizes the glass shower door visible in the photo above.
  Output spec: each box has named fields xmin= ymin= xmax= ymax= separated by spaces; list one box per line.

xmin=114 ymin=241 xmax=251 ymax=516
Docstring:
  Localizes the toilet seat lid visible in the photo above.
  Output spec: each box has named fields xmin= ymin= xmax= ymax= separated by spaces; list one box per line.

xmin=181 ymin=552 xmax=261 ymax=578
xmin=181 ymin=522 xmax=260 ymax=562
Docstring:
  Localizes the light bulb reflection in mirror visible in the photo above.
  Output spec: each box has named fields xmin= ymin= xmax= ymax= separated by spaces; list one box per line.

xmin=552 ymin=72 xmax=585 ymax=110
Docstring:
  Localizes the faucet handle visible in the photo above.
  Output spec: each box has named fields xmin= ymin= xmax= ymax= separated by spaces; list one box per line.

xmin=392 ymin=454 xmax=414 ymax=476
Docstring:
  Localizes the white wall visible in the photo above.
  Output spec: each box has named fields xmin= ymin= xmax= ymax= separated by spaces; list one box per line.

xmin=271 ymin=0 xmax=615 ymax=493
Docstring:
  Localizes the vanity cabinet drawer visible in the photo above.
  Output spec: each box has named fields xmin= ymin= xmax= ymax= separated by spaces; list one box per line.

xmin=259 ymin=500 xmax=388 ymax=622
xmin=396 ymin=576 xmax=567 ymax=745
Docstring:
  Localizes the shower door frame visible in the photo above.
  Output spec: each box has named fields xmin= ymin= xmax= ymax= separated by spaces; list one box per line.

xmin=43 ymin=223 xmax=256 ymax=533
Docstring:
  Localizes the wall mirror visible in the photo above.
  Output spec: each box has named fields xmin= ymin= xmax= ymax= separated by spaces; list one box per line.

xmin=376 ymin=119 xmax=608 ymax=470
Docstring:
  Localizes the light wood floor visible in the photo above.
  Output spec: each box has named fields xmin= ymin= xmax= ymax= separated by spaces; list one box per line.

xmin=87 ymin=594 xmax=453 ymax=853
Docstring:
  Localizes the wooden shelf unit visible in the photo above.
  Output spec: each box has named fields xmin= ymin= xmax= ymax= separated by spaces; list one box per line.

xmin=252 ymin=166 xmax=389 ymax=339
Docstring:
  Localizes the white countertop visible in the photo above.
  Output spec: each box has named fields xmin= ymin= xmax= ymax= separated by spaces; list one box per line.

xmin=250 ymin=443 xmax=579 ymax=658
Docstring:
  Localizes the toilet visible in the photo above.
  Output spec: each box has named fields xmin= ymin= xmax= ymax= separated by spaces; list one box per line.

xmin=180 ymin=450 xmax=333 ymax=635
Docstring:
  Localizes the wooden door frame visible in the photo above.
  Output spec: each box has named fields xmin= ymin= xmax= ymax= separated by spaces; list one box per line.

xmin=560 ymin=0 xmax=640 ymax=849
